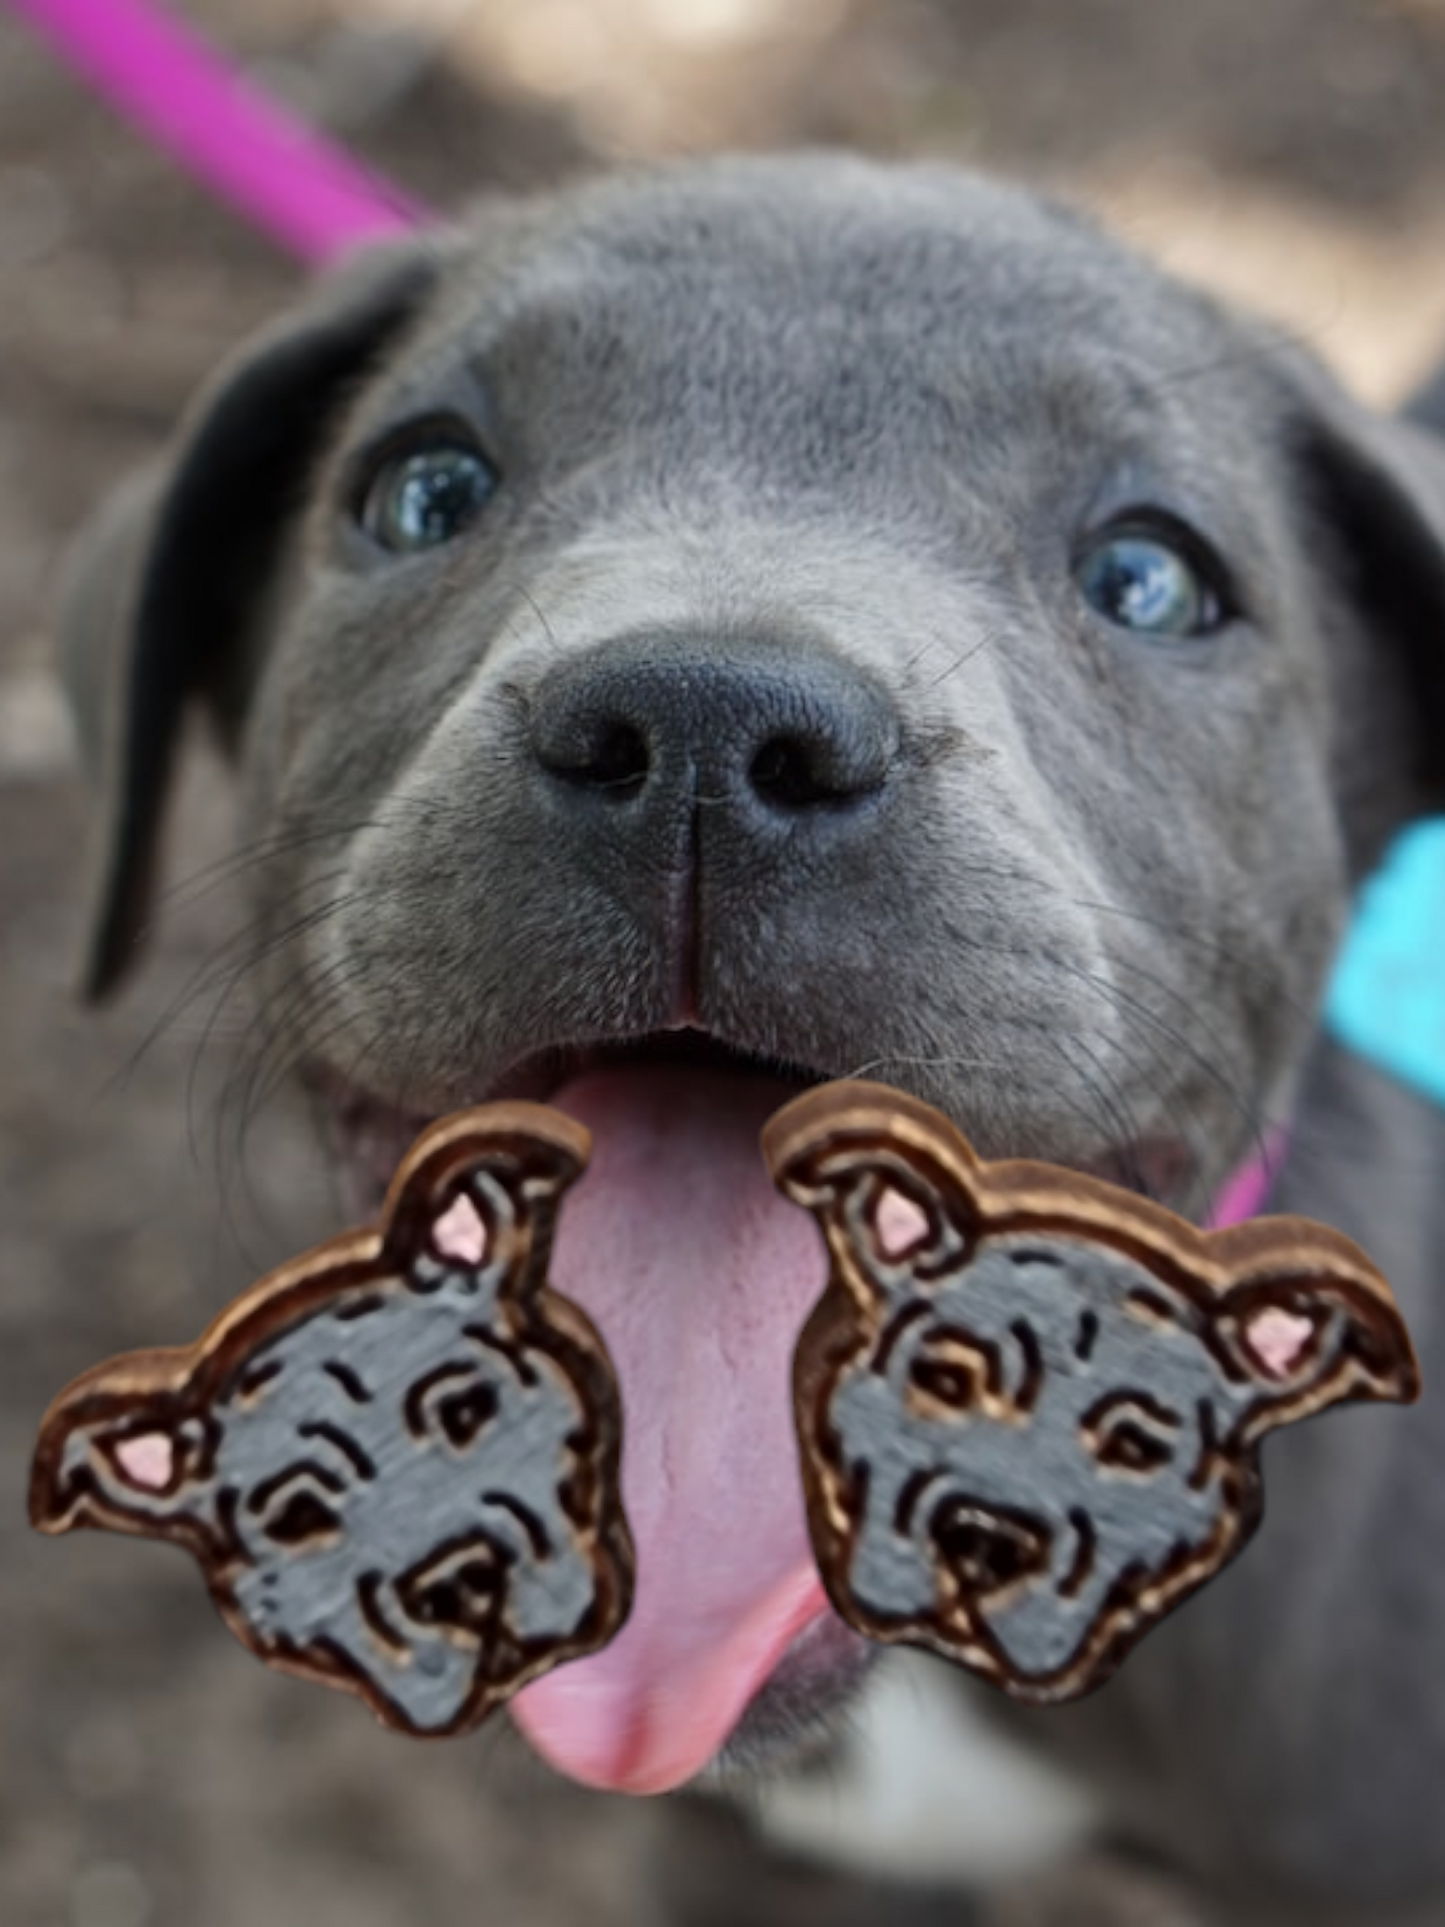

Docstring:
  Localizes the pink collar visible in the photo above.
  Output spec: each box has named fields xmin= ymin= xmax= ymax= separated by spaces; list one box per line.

xmin=1204 ymin=1126 xmax=1290 ymax=1229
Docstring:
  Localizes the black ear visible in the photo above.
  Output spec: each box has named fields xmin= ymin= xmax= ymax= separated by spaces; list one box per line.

xmin=59 ymin=238 xmax=445 ymax=1000
xmin=1285 ymin=359 xmax=1445 ymax=874
xmin=1404 ymin=360 xmax=1445 ymax=441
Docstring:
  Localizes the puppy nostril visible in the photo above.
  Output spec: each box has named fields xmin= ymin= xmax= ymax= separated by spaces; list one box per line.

xmin=540 ymin=719 xmax=650 ymax=797
xmin=751 ymin=735 xmax=823 ymax=809
xmin=749 ymin=731 xmax=881 ymax=810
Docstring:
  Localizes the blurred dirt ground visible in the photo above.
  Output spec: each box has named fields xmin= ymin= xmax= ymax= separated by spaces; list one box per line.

xmin=2 ymin=2 xmax=1445 ymax=1923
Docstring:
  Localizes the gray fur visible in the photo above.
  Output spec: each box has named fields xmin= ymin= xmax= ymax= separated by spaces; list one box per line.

xmin=1035 ymin=1037 xmax=1445 ymax=1916
xmin=54 ymin=153 xmax=1445 ymax=1912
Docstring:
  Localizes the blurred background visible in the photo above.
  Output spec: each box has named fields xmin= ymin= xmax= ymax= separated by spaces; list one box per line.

xmin=3 ymin=2 xmax=1445 ymax=1923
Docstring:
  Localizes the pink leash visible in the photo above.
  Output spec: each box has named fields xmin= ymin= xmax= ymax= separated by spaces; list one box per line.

xmin=5 ymin=0 xmax=428 ymax=263
xmin=4 ymin=0 xmax=1289 ymax=1225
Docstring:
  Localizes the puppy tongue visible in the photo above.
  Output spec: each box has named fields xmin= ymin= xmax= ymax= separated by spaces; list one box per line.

xmin=510 ymin=1063 xmax=829 ymax=1793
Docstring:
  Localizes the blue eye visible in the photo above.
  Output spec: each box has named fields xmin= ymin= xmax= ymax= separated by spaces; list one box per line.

xmin=1075 ymin=528 xmax=1227 ymax=638
xmin=361 ymin=440 xmax=497 ymax=553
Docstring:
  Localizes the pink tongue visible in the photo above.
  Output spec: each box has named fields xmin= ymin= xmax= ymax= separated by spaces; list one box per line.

xmin=510 ymin=1064 xmax=829 ymax=1793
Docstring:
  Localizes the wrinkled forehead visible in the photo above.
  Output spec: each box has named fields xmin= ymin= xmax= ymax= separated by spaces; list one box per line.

xmin=364 ymin=159 xmax=1273 ymax=523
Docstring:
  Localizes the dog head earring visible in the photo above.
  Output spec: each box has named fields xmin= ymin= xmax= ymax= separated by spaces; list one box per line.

xmin=764 ymin=1081 xmax=1418 ymax=1703
xmin=31 ymin=1105 xmax=633 ymax=1736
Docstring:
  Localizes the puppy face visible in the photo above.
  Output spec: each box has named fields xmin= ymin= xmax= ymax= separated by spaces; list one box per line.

xmin=246 ymin=163 xmax=1351 ymax=1191
xmin=60 ymin=156 xmax=1445 ymax=1786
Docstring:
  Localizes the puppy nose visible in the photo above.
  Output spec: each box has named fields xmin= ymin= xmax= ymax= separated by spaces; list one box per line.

xmin=528 ymin=637 xmax=899 ymax=829
xmin=931 ymin=1500 xmax=1051 ymax=1600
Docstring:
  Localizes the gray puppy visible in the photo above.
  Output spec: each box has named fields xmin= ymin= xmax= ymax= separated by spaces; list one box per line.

xmin=57 ymin=155 xmax=1445 ymax=1921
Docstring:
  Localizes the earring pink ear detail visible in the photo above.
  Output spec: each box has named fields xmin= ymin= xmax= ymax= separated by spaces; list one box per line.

xmin=762 ymin=1080 xmax=1419 ymax=1704
xmin=30 ymin=1104 xmax=634 ymax=1738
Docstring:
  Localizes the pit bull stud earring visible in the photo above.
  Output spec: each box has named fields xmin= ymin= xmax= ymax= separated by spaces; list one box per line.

xmin=30 ymin=1105 xmax=633 ymax=1737
xmin=763 ymin=1081 xmax=1419 ymax=1704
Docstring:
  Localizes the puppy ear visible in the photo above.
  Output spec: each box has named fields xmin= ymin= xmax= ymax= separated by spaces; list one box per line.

xmin=30 ymin=1359 xmax=221 ymax=1552
xmin=1282 ymin=352 xmax=1445 ymax=873
xmin=1404 ymin=361 xmax=1445 ymax=441
xmin=59 ymin=238 xmax=445 ymax=1000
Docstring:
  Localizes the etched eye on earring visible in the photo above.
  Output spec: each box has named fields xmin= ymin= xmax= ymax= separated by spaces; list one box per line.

xmin=30 ymin=1104 xmax=633 ymax=1738
xmin=763 ymin=1081 xmax=1418 ymax=1704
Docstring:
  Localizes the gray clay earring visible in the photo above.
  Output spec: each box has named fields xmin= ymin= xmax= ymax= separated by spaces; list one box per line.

xmin=31 ymin=1104 xmax=632 ymax=1737
xmin=763 ymin=1080 xmax=1418 ymax=1703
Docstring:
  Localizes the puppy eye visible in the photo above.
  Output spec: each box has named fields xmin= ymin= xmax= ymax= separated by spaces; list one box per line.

xmin=1095 ymin=1420 xmax=1174 ymax=1474
xmin=358 ymin=436 xmax=497 ymax=553
xmin=1075 ymin=522 xmax=1231 ymax=638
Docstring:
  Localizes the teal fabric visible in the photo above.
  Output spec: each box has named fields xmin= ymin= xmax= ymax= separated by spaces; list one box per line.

xmin=1325 ymin=818 xmax=1445 ymax=1111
